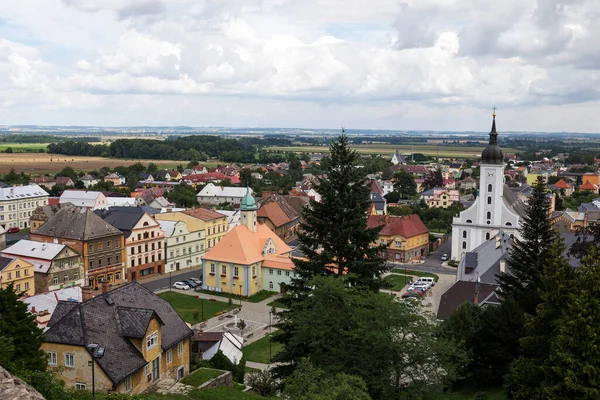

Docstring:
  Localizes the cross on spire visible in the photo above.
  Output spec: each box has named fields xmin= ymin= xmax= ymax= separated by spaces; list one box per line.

xmin=492 ymin=106 xmax=497 ymax=117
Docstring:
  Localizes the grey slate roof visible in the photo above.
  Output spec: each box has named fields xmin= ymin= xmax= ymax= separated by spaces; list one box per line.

xmin=42 ymin=282 xmax=193 ymax=385
xmin=458 ymin=231 xmax=512 ymax=285
xmin=503 ymin=185 xmax=527 ymax=218
xmin=0 ymin=256 xmax=13 ymax=272
xmin=437 ymin=281 xmax=499 ymax=320
xmin=34 ymin=205 xmax=122 ymax=240
xmin=94 ymin=207 xmax=146 ymax=239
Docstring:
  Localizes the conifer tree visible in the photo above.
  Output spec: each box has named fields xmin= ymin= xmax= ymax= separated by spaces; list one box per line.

xmin=289 ymin=133 xmax=387 ymax=294
xmin=505 ymin=239 xmax=576 ymax=400
xmin=497 ymin=176 xmax=556 ymax=314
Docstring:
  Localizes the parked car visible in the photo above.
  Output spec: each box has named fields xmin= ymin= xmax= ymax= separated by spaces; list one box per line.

xmin=183 ymin=279 xmax=198 ymax=288
xmin=408 ymin=282 xmax=430 ymax=291
xmin=401 ymin=292 xmax=422 ymax=299
xmin=173 ymin=282 xmax=190 ymax=290
xmin=188 ymin=277 xmax=202 ymax=285
xmin=416 ymin=277 xmax=435 ymax=287
xmin=7 ymin=227 xmax=20 ymax=234
xmin=440 ymin=254 xmax=449 ymax=261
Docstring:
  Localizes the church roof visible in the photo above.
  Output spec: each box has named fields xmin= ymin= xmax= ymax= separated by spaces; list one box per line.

xmin=481 ymin=114 xmax=504 ymax=165
xmin=240 ymin=188 xmax=257 ymax=211
xmin=503 ymin=185 xmax=527 ymax=218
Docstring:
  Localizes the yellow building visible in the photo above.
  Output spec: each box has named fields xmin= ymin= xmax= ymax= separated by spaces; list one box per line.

xmin=202 ymin=190 xmax=293 ymax=296
xmin=0 ymin=256 xmax=35 ymax=296
xmin=367 ymin=214 xmax=430 ymax=263
xmin=184 ymin=208 xmax=228 ymax=250
xmin=42 ymin=283 xmax=193 ymax=394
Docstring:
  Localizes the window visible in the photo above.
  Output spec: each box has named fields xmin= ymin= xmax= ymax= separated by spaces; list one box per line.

xmin=486 ymin=211 xmax=491 ymax=220
xmin=487 ymin=196 xmax=492 ymax=205
xmin=166 ymin=349 xmax=172 ymax=364
xmin=131 ymin=260 xmax=135 ymax=267
xmin=486 ymin=233 xmax=491 ymax=240
xmin=116 ymin=272 xmax=121 ymax=280
xmin=107 ymin=241 xmax=111 ymax=248
xmin=269 ymin=281 xmax=273 ymax=289
xmin=210 ymin=264 xmax=215 ymax=274
xmin=115 ymin=240 xmax=119 ymax=248
xmin=97 ymin=243 xmax=102 ymax=250
xmin=178 ymin=341 xmax=183 ymax=356
xmin=145 ymin=364 xmax=150 ymax=378
xmin=138 ymin=245 xmax=141 ymax=253
xmin=152 ymin=255 xmax=155 ymax=262
xmin=285 ymin=271 xmax=290 ymax=277
xmin=145 ymin=244 xmax=148 ymax=252
xmin=395 ymin=241 xmax=401 ymax=247
xmin=24 ymin=269 xmax=28 ymax=276
xmin=131 ymin=248 xmax=135 ymax=255
xmin=151 ymin=243 xmax=155 ymax=251
xmin=98 ymin=259 xmax=102 ymax=267
xmin=75 ymin=383 xmax=86 ymax=390
xmin=466 ymin=219 xmax=472 ymax=223
xmin=147 ymin=331 xmax=158 ymax=350
xmin=15 ymin=270 xmax=20 ymax=278
xmin=125 ymin=376 xmax=132 ymax=392
xmin=64 ymin=353 xmax=75 ymax=368
xmin=145 ymin=256 xmax=149 ymax=264
xmin=16 ymin=284 xmax=20 ymax=292
xmin=277 ymin=270 xmax=282 ymax=276
xmin=63 ymin=275 xmax=69 ymax=283
xmin=158 ymin=253 xmax=162 ymax=260
xmin=53 ymin=276 xmax=58 ymax=285
xmin=74 ymin=272 xmax=79 ymax=280
xmin=269 ymin=269 xmax=273 ymax=275
xmin=158 ymin=242 xmax=161 ymax=249
xmin=505 ymin=222 xmax=513 ymax=226
xmin=47 ymin=352 xmax=57 ymax=366
xmin=107 ymin=257 xmax=111 ymax=265
xmin=462 ymin=231 xmax=467 ymax=239
xmin=488 ymin=184 xmax=492 ymax=192
xmin=221 ymin=265 xmax=227 ymax=275
xmin=6 ymin=272 xmax=10 ymax=280
xmin=462 ymin=241 xmax=467 ymax=249
xmin=170 ymin=251 xmax=174 ymax=258
xmin=234 ymin=266 xmax=239 ymax=277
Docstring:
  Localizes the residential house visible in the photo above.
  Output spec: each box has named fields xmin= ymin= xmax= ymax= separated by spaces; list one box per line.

xmin=0 ymin=256 xmax=35 ymax=296
xmin=106 ymin=197 xmax=138 ymax=207
xmin=381 ymin=180 xmax=394 ymax=196
xmin=183 ymin=208 xmax=228 ymax=250
xmin=0 ymin=184 xmax=49 ymax=230
xmin=390 ymin=150 xmax=406 ymax=165
xmin=60 ymin=190 xmax=109 ymax=210
xmin=443 ymin=178 xmax=456 ymax=189
xmin=456 ymin=176 xmax=477 ymax=190
xmin=139 ymin=173 xmax=154 ymax=182
xmin=148 ymin=197 xmax=173 ymax=209
xmin=370 ymin=181 xmax=387 ymax=215
xmin=30 ymin=206 xmax=126 ymax=288
xmin=367 ymin=214 xmax=429 ymax=262
xmin=192 ymin=331 xmax=243 ymax=365
xmin=158 ymin=219 xmax=205 ymax=272
xmin=583 ymin=172 xmax=600 ymax=187
xmin=216 ymin=209 xmax=241 ymax=231
xmin=55 ymin=177 xmax=75 ymax=187
xmin=196 ymin=183 xmax=250 ymax=206
xmin=94 ymin=208 xmax=165 ymax=281
xmin=1 ymin=240 xmax=84 ymax=293
xmin=202 ymin=190 xmax=294 ymax=296
xmin=420 ymin=188 xmax=460 ymax=208
xmin=552 ymin=209 xmax=587 ymax=233
xmin=185 ymin=172 xmax=227 ymax=185
xmin=154 ymin=171 xmax=172 ymax=181
xmin=32 ymin=176 xmax=56 ymax=189
xmin=257 ymin=194 xmax=302 ymax=241
xmin=42 ymin=282 xmax=193 ymax=394
xmin=30 ymin=203 xmax=72 ymax=233
xmin=169 ymin=170 xmax=182 ymax=180
xmin=80 ymin=174 xmax=100 ymax=189
xmin=579 ymin=181 xmax=599 ymax=192
xmin=104 ymin=173 xmax=126 ymax=186
xmin=550 ymin=179 xmax=574 ymax=197
xmin=437 ymin=280 xmax=501 ymax=320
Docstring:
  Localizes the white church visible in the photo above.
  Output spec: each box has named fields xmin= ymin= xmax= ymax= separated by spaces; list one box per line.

xmin=451 ymin=113 xmax=526 ymax=261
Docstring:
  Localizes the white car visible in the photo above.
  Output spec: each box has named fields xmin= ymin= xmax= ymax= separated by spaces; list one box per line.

xmin=440 ymin=254 xmax=449 ymax=261
xmin=173 ymin=282 xmax=190 ymax=290
xmin=408 ymin=282 xmax=430 ymax=291
xmin=188 ymin=277 xmax=202 ymax=285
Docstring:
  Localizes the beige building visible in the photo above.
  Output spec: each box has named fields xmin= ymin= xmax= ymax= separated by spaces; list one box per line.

xmin=42 ymin=283 xmax=193 ymax=394
xmin=183 ymin=208 xmax=228 ymax=250
xmin=158 ymin=219 xmax=206 ymax=272
xmin=0 ymin=184 xmax=49 ymax=230
xmin=0 ymin=256 xmax=35 ymax=296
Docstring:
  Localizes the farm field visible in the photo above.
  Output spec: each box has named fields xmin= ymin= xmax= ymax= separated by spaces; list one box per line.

xmin=0 ymin=143 xmax=50 ymax=152
xmin=266 ymin=144 xmax=519 ymax=158
xmin=0 ymin=153 xmax=188 ymax=174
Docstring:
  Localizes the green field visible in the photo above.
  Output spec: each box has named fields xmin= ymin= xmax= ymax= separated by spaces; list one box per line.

xmin=158 ymin=292 xmax=230 ymax=323
xmin=266 ymin=144 xmax=519 ymax=158
xmin=0 ymin=143 xmax=49 ymax=152
xmin=243 ymin=334 xmax=283 ymax=364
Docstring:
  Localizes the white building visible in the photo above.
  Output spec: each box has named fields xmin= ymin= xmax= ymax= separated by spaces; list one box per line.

xmin=451 ymin=115 xmax=525 ymax=261
xmin=80 ymin=174 xmax=100 ymax=188
xmin=0 ymin=184 xmax=49 ymax=230
xmin=158 ymin=219 xmax=206 ymax=272
xmin=197 ymin=183 xmax=252 ymax=206
xmin=59 ymin=190 xmax=109 ymax=210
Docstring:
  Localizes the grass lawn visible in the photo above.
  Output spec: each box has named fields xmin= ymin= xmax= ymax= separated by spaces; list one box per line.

xmin=266 ymin=299 xmax=288 ymax=309
xmin=435 ymin=387 xmax=507 ymax=400
xmin=181 ymin=368 xmax=225 ymax=387
xmin=158 ymin=292 xmax=229 ymax=323
xmin=195 ymin=289 xmax=277 ymax=304
xmin=384 ymin=274 xmax=414 ymax=290
xmin=243 ymin=334 xmax=283 ymax=364
xmin=393 ymin=269 xmax=439 ymax=282
xmin=188 ymin=388 xmax=278 ymax=400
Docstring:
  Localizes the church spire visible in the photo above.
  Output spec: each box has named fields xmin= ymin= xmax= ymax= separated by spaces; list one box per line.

xmin=480 ymin=108 xmax=503 ymax=164
xmin=489 ymin=107 xmax=498 ymax=145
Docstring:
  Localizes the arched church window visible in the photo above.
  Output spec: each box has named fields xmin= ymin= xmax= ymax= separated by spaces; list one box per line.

xmin=462 ymin=231 xmax=467 ymax=238
xmin=466 ymin=219 xmax=472 ymax=223
xmin=462 ymin=241 xmax=466 ymax=249
xmin=487 ymin=196 xmax=492 ymax=204
xmin=488 ymin=184 xmax=492 ymax=192
xmin=505 ymin=222 xmax=512 ymax=226
xmin=486 ymin=232 xmax=490 ymax=240
xmin=486 ymin=211 xmax=491 ymax=220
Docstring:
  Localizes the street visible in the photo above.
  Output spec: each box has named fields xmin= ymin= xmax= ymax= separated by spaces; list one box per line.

xmin=386 ymin=238 xmax=454 ymax=276
xmin=6 ymin=231 xmax=29 ymax=245
xmin=141 ymin=269 xmax=203 ymax=292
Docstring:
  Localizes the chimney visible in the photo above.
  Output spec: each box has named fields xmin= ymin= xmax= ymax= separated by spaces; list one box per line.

xmin=101 ymin=280 xmax=109 ymax=294
xmin=500 ymin=260 xmax=506 ymax=274
xmin=82 ymin=286 xmax=94 ymax=302
xmin=31 ymin=306 xmax=36 ymax=314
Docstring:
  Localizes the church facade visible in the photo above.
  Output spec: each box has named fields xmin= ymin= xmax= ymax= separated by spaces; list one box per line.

xmin=451 ymin=114 xmax=523 ymax=261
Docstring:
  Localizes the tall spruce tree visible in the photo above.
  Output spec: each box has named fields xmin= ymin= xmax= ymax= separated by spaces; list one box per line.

xmin=288 ymin=133 xmax=387 ymax=294
xmin=497 ymin=176 xmax=556 ymax=315
xmin=505 ymin=239 xmax=576 ymax=400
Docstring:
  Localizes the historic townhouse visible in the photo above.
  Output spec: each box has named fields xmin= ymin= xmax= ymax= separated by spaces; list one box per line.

xmin=94 ymin=207 xmax=165 ymax=281
xmin=0 ymin=256 xmax=35 ymax=296
xmin=1 ymin=240 xmax=84 ymax=293
xmin=0 ymin=184 xmax=49 ymax=230
xmin=154 ymin=212 xmax=206 ymax=270
xmin=30 ymin=206 xmax=126 ymax=288
xmin=367 ymin=214 xmax=430 ymax=263
xmin=42 ymin=283 xmax=193 ymax=394
xmin=183 ymin=208 xmax=228 ymax=251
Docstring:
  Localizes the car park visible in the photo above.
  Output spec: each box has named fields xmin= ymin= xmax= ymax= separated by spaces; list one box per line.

xmin=416 ymin=277 xmax=435 ymax=287
xmin=173 ymin=282 xmax=190 ymax=290
xmin=408 ymin=282 xmax=430 ymax=291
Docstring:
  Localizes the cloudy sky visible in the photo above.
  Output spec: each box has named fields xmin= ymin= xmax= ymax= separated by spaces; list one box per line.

xmin=0 ymin=0 xmax=598 ymax=132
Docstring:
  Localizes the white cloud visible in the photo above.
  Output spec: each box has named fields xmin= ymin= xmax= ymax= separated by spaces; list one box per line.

xmin=0 ymin=0 xmax=599 ymax=131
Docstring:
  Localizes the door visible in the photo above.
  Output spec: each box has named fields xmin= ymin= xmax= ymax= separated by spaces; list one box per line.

xmin=176 ymin=262 xmax=180 ymax=271
xmin=131 ymin=271 xmax=136 ymax=281
xmin=152 ymin=356 xmax=160 ymax=381
xmin=177 ymin=366 xmax=185 ymax=380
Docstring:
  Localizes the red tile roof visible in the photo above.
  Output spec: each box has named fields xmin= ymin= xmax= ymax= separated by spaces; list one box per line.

xmin=554 ymin=179 xmax=572 ymax=189
xmin=184 ymin=208 xmax=226 ymax=221
xmin=257 ymin=202 xmax=291 ymax=227
xmin=579 ymin=181 xmax=599 ymax=191
xmin=367 ymin=214 xmax=429 ymax=238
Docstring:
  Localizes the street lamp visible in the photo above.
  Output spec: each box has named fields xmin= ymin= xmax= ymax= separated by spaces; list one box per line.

xmin=86 ymin=343 xmax=105 ymax=400
xmin=239 ymin=284 xmax=242 ymax=307
xmin=169 ymin=271 xmax=172 ymax=291
xmin=268 ymin=310 xmax=272 ymax=364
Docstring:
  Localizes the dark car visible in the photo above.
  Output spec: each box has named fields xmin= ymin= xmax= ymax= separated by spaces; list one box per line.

xmin=401 ymin=292 xmax=422 ymax=299
xmin=183 ymin=279 xmax=198 ymax=288
xmin=7 ymin=227 xmax=20 ymax=234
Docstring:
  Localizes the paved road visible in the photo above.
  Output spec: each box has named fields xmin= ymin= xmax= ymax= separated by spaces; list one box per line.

xmin=6 ymin=232 xmax=29 ymax=244
xmin=386 ymin=238 xmax=455 ymax=276
xmin=141 ymin=269 xmax=203 ymax=292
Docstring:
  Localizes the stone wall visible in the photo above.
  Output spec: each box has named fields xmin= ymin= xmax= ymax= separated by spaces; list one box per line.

xmin=198 ymin=370 xmax=232 ymax=389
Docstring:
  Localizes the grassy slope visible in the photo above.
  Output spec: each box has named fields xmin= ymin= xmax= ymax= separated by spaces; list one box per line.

xmin=243 ymin=334 xmax=283 ymax=364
